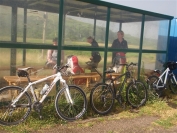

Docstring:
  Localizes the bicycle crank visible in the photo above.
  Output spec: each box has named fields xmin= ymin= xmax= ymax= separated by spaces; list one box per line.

xmin=116 ymin=94 xmax=126 ymax=109
xmin=32 ymin=101 xmax=43 ymax=119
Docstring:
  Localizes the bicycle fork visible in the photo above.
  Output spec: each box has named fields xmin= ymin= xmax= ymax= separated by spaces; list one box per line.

xmin=60 ymin=79 xmax=74 ymax=105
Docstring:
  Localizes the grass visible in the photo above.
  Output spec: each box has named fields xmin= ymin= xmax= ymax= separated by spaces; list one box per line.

xmin=1 ymin=82 xmax=177 ymax=132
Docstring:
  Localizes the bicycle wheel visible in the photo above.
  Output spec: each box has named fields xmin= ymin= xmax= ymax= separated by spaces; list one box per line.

xmin=90 ymin=83 xmax=114 ymax=115
xmin=168 ymin=76 xmax=177 ymax=94
xmin=0 ymin=86 xmax=32 ymax=126
xmin=126 ymin=81 xmax=147 ymax=108
xmin=147 ymin=75 xmax=162 ymax=97
xmin=55 ymin=85 xmax=87 ymax=121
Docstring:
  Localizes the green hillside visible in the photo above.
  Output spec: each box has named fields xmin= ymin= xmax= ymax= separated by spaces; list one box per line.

xmin=0 ymin=6 xmax=156 ymax=48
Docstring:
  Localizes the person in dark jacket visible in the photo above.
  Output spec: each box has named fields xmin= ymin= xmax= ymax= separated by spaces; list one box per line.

xmin=86 ymin=36 xmax=101 ymax=71
xmin=111 ymin=31 xmax=128 ymax=72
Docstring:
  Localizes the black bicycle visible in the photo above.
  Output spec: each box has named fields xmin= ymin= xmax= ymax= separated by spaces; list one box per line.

xmin=90 ymin=62 xmax=147 ymax=115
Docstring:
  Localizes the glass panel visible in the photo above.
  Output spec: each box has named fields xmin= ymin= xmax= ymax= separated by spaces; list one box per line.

xmin=109 ymin=8 xmax=142 ymax=49
xmin=26 ymin=10 xmax=59 ymax=44
xmin=17 ymin=8 xmax=24 ymax=42
xmin=63 ymin=0 xmax=107 ymax=47
xmin=141 ymin=53 xmax=166 ymax=74
xmin=122 ymin=22 xmax=141 ymax=49
xmin=107 ymin=52 xmax=139 ymax=75
xmin=0 ymin=5 xmax=11 ymax=41
xmin=143 ymin=16 xmax=169 ymax=50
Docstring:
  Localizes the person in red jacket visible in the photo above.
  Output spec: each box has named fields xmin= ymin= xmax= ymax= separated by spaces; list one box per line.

xmin=111 ymin=31 xmax=128 ymax=73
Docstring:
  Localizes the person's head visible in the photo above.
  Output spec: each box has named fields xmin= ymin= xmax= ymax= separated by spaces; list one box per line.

xmin=87 ymin=36 xmax=93 ymax=44
xmin=53 ymin=37 xmax=58 ymax=46
xmin=117 ymin=31 xmax=124 ymax=40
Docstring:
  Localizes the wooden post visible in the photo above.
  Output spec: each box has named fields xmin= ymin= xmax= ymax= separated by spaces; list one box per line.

xmin=10 ymin=5 xmax=17 ymax=75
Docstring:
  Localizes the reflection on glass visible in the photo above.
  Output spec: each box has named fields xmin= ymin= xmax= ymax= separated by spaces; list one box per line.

xmin=141 ymin=53 xmax=166 ymax=72
xmin=64 ymin=0 xmax=107 ymax=47
xmin=27 ymin=10 xmax=59 ymax=44
xmin=143 ymin=16 xmax=169 ymax=50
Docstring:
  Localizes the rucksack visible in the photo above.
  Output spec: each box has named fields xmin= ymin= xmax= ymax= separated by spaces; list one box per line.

xmin=67 ymin=55 xmax=84 ymax=74
xmin=93 ymin=52 xmax=101 ymax=63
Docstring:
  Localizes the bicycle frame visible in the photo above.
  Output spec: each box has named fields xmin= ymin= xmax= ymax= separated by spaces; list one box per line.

xmin=110 ymin=71 xmax=131 ymax=96
xmin=11 ymin=72 xmax=73 ymax=107
xmin=155 ymin=67 xmax=177 ymax=89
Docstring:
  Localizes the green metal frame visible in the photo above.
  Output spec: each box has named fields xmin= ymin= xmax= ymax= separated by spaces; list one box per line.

xmin=166 ymin=20 xmax=172 ymax=62
xmin=103 ymin=7 xmax=110 ymax=80
xmin=137 ymin=14 xmax=145 ymax=78
xmin=0 ymin=0 xmax=174 ymax=78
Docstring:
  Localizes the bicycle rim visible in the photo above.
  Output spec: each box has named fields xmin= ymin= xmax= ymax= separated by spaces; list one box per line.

xmin=90 ymin=83 xmax=114 ymax=115
xmin=0 ymin=86 xmax=31 ymax=126
xmin=168 ymin=77 xmax=177 ymax=94
xmin=126 ymin=81 xmax=147 ymax=108
xmin=55 ymin=85 xmax=87 ymax=121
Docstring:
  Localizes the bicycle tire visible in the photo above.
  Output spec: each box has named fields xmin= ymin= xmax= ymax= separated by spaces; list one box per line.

xmin=55 ymin=85 xmax=87 ymax=121
xmin=168 ymin=76 xmax=177 ymax=94
xmin=126 ymin=81 xmax=147 ymax=108
xmin=0 ymin=86 xmax=32 ymax=126
xmin=90 ymin=83 xmax=114 ymax=115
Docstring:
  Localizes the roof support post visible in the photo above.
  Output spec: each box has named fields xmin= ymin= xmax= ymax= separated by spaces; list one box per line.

xmin=138 ymin=14 xmax=145 ymax=79
xmin=23 ymin=7 xmax=27 ymax=66
xmin=10 ymin=5 xmax=17 ymax=75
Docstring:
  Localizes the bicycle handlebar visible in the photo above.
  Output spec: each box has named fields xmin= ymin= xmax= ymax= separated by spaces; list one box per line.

xmin=119 ymin=62 xmax=137 ymax=70
xmin=53 ymin=64 xmax=69 ymax=72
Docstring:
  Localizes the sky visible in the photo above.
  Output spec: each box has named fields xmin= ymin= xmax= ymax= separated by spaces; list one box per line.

xmin=102 ymin=0 xmax=177 ymax=17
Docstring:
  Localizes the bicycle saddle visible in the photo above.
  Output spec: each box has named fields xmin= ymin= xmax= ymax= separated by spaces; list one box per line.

xmin=17 ymin=67 xmax=32 ymax=77
xmin=104 ymin=69 xmax=115 ymax=74
xmin=18 ymin=67 xmax=33 ymax=71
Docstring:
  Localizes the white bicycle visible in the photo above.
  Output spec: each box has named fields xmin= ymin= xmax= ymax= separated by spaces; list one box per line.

xmin=147 ymin=61 xmax=177 ymax=97
xmin=0 ymin=64 xmax=87 ymax=126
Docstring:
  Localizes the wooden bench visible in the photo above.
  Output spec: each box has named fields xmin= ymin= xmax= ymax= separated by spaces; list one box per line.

xmin=3 ymin=73 xmax=121 ymax=87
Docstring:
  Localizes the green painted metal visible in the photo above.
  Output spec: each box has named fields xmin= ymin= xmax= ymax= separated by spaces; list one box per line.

xmin=0 ymin=42 xmax=167 ymax=54
xmin=166 ymin=19 xmax=172 ymax=62
xmin=0 ymin=42 xmax=58 ymax=49
xmin=23 ymin=7 xmax=27 ymax=66
xmin=76 ymin=0 xmax=173 ymax=20
xmin=57 ymin=0 xmax=64 ymax=66
xmin=10 ymin=6 xmax=17 ymax=76
xmin=137 ymin=14 xmax=145 ymax=79
xmin=103 ymin=7 xmax=110 ymax=81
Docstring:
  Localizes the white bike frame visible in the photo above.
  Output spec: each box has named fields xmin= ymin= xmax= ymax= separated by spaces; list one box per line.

xmin=11 ymin=71 xmax=73 ymax=107
xmin=155 ymin=67 xmax=177 ymax=89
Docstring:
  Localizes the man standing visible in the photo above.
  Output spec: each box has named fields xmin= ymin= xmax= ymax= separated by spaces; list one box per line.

xmin=111 ymin=31 xmax=128 ymax=72
xmin=86 ymin=36 xmax=101 ymax=71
